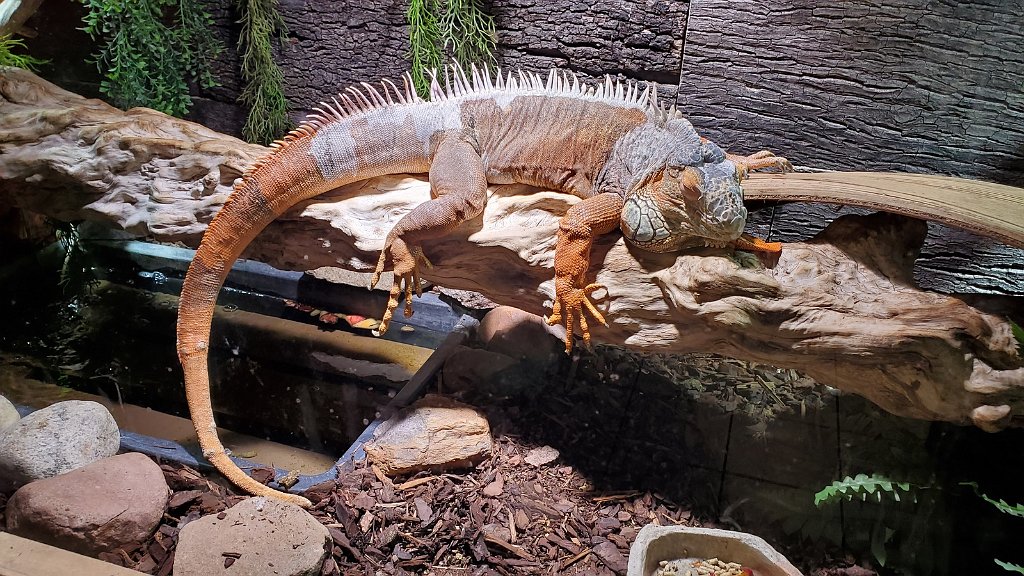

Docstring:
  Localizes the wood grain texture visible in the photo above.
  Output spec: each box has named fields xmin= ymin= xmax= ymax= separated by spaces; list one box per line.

xmin=490 ymin=0 xmax=688 ymax=100
xmin=2 ymin=68 xmax=1021 ymax=431
xmin=746 ymin=204 xmax=1024 ymax=295
xmin=187 ymin=0 xmax=690 ymax=135
xmin=744 ymin=172 xmax=1024 ymax=248
xmin=677 ymin=0 xmax=1024 ymax=294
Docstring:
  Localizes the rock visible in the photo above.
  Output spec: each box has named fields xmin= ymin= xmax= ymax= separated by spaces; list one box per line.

xmin=0 ymin=400 xmax=120 ymax=489
xmin=364 ymin=395 xmax=492 ymax=476
xmin=477 ymin=306 xmax=563 ymax=365
xmin=440 ymin=346 xmax=518 ymax=395
xmin=5 ymin=452 xmax=169 ymax=556
xmin=173 ymin=496 xmax=330 ymax=576
xmin=0 ymin=394 xmax=19 ymax=433
xmin=524 ymin=445 xmax=560 ymax=467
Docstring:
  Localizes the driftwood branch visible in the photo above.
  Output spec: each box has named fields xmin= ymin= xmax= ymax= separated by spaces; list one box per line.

xmin=2 ymin=68 xmax=1022 ymax=431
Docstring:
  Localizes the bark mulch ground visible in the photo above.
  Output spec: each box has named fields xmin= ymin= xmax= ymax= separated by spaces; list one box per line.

xmin=109 ymin=432 xmax=697 ymax=576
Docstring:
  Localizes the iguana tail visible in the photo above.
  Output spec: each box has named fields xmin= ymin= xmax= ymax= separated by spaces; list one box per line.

xmin=176 ymin=83 xmax=430 ymax=508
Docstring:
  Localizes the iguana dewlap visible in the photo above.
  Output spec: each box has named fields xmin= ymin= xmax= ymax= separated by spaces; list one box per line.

xmin=176 ymin=66 xmax=789 ymax=507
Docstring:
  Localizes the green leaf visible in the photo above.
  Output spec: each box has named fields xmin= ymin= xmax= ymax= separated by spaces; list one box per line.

xmin=81 ymin=0 xmax=221 ymax=115
xmin=814 ymin=473 xmax=916 ymax=507
xmin=0 ymin=35 xmax=49 ymax=70
xmin=961 ymin=482 xmax=1024 ymax=518
xmin=870 ymin=523 xmax=888 ymax=567
xmin=1011 ymin=319 xmax=1024 ymax=354
xmin=996 ymin=559 xmax=1024 ymax=574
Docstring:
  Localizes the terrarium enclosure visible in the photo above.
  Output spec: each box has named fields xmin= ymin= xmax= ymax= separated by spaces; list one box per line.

xmin=0 ymin=1 xmax=1023 ymax=576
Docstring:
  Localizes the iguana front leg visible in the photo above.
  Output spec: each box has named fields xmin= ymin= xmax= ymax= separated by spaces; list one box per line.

xmin=371 ymin=136 xmax=487 ymax=335
xmin=728 ymin=149 xmax=793 ymax=253
xmin=728 ymin=149 xmax=792 ymax=176
xmin=546 ymin=192 xmax=624 ymax=353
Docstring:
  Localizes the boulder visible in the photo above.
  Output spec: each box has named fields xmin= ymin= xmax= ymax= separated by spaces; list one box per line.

xmin=0 ymin=400 xmax=120 ymax=489
xmin=477 ymin=306 xmax=563 ymax=364
xmin=0 ymin=394 xmax=19 ymax=434
xmin=5 ymin=452 xmax=169 ymax=556
xmin=173 ymin=496 xmax=330 ymax=576
xmin=364 ymin=394 xmax=492 ymax=476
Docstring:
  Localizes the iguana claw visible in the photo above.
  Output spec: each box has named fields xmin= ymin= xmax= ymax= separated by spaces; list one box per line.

xmin=546 ymin=280 xmax=608 ymax=353
xmin=370 ymin=237 xmax=431 ymax=336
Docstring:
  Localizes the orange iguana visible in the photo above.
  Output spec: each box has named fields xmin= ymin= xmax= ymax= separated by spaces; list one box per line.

xmin=176 ymin=67 xmax=790 ymax=506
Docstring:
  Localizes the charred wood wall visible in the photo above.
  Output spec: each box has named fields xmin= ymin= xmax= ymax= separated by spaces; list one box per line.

xmin=678 ymin=0 xmax=1024 ymax=294
xmin=17 ymin=0 xmax=1024 ymax=294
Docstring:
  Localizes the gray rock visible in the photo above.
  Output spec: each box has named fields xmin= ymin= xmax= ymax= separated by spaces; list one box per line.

xmin=0 ymin=394 xmax=19 ymax=434
xmin=5 ymin=452 xmax=169 ymax=556
xmin=364 ymin=394 xmax=492 ymax=476
xmin=0 ymin=400 xmax=120 ymax=489
xmin=174 ymin=497 xmax=330 ymax=576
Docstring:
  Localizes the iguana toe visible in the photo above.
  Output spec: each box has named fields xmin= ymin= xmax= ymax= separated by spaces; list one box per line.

xmin=549 ymin=281 xmax=608 ymax=353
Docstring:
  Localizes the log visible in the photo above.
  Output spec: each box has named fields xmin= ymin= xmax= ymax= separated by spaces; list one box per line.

xmin=1 ymin=67 xmax=1022 ymax=431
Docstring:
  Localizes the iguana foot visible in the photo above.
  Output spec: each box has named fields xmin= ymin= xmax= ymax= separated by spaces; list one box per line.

xmin=370 ymin=237 xmax=431 ymax=337
xmin=546 ymin=279 xmax=608 ymax=353
xmin=729 ymin=150 xmax=793 ymax=178
xmin=735 ymin=233 xmax=782 ymax=254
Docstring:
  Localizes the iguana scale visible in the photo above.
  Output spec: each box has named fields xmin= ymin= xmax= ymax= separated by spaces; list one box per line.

xmin=176 ymin=67 xmax=790 ymax=507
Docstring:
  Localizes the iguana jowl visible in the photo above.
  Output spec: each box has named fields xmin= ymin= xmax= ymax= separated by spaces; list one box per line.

xmin=176 ymin=67 xmax=790 ymax=507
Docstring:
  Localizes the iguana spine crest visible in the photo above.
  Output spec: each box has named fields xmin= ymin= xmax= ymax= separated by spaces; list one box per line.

xmin=240 ymin=65 xmax=679 ymax=185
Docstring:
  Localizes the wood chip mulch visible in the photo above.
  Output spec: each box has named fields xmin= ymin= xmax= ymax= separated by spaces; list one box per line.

xmin=85 ymin=432 xmax=696 ymax=576
xmin=306 ymin=434 xmax=697 ymax=576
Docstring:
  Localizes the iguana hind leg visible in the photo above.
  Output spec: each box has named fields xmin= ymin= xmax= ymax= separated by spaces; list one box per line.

xmin=371 ymin=136 xmax=487 ymax=336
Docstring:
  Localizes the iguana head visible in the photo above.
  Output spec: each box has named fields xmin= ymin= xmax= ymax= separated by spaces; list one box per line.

xmin=610 ymin=119 xmax=748 ymax=253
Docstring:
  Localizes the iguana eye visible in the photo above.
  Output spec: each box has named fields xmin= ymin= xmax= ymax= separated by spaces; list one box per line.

xmin=667 ymin=167 xmax=682 ymax=179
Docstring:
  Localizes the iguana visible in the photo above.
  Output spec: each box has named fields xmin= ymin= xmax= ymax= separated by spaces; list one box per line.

xmin=176 ymin=66 xmax=790 ymax=507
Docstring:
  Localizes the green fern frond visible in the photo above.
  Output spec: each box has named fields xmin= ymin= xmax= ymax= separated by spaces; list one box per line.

xmin=406 ymin=0 xmax=496 ymax=99
xmin=814 ymin=473 xmax=915 ymax=507
xmin=961 ymin=482 xmax=1024 ymax=518
xmin=236 ymin=0 xmax=291 ymax=144
xmin=0 ymin=35 xmax=47 ymax=70
xmin=407 ymin=0 xmax=444 ymax=98
xmin=996 ymin=559 xmax=1024 ymax=574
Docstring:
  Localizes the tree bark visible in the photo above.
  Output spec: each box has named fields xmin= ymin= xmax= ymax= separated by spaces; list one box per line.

xmin=2 ymin=67 xmax=1022 ymax=431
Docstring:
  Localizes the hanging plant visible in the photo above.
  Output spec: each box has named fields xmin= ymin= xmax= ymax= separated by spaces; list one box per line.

xmin=0 ymin=34 xmax=46 ymax=70
xmin=80 ymin=0 xmax=222 ymax=117
xmin=407 ymin=0 xmax=496 ymax=98
xmin=235 ymin=0 xmax=290 ymax=145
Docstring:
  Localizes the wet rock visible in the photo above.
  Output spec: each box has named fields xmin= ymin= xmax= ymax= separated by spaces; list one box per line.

xmin=174 ymin=496 xmax=330 ymax=576
xmin=440 ymin=346 xmax=517 ymax=395
xmin=0 ymin=400 xmax=120 ymax=489
xmin=5 ymin=452 xmax=169 ymax=556
xmin=0 ymin=394 xmax=19 ymax=433
xmin=477 ymin=306 xmax=563 ymax=364
xmin=364 ymin=394 xmax=492 ymax=476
